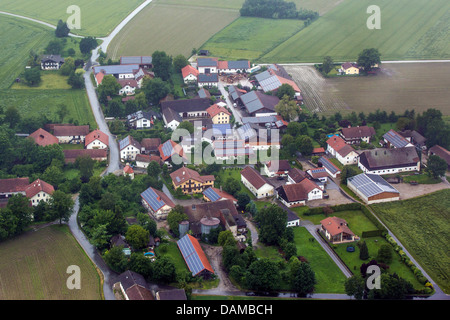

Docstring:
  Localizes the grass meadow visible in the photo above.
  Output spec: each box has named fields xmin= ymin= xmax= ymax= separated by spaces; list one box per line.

xmin=370 ymin=189 xmax=450 ymax=293
xmin=0 ymin=0 xmax=145 ymax=37
xmin=261 ymin=0 xmax=450 ymax=63
xmin=0 ymin=225 xmax=102 ymax=300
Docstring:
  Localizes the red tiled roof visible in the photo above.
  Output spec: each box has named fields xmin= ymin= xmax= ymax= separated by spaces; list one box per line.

xmin=312 ymin=147 xmax=325 ymax=154
xmin=181 ymin=65 xmax=199 ymax=79
xmin=327 ymin=136 xmax=356 ymax=157
xmin=204 ymin=187 xmax=237 ymax=203
xmin=126 ymin=284 xmax=154 ymax=300
xmin=340 ymin=126 xmax=375 ymax=139
xmin=158 ymin=140 xmax=185 ymax=161
xmin=95 ymin=71 xmax=105 ymax=85
xmin=54 ymin=125 xmax=90 ymax=137
xmin=24 ymin=179 xmax=54 ymax=198
xmin=240 ymin=166 xmax=269 ymax=190
xmin=28 ymin=128 xmax=59 ymax=147
xmin=170 ymin=167 xmax=215 ymax=187
xmin=123 ymin=165 xmax=134 ymax=174
xmin=321 ymin=216 xmax=354 ymax=237
xmin=85 ymin=129 xmax=109 ymax=147
xmin=0 ymin=178 xmax=30 ymax=194
xmin=63 ymin=149 xmax=107 ymax=163
xmin=117 ymin=79 xmax=138 ymax=88
xmin=206 ymin=104 xmax=231 ymax=118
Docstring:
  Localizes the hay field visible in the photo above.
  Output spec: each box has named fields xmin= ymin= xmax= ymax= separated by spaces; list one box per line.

xmin=107 ymin=2 xmax=240 ymax=59
xmin=262 ymin=0 xmax=450 ymax=63
xmin=0 ymin=225 xmax=102 ymax=300
xmin=0 ymin=0 xmax=145 ymax=37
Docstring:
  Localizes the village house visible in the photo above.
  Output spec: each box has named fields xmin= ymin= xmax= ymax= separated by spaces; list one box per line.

xmin=170 ymin=167 xmax=215 ymax=194
xmin=240 ymin=166 xmax=274 ymax=199
xmin=198 ymin=73 xmax=219 ymax=88
xmin=428 ymin=145 xmax=450 ymax=170
xmin=212 ymin=139 xmax=254 ymax=161
xmin=287 ymin=168 xmax=308 ymax=185
xmin=0 ymin=178 xmax=54 ymax=207
xmin=123 ymin=165 xmax=135 ymax=180
xmin=263 ymin=160 xmax=291 ymax=177
xmin=28 ymin=128 xmax=59 ymax=147
xmin=255 ymin=64 xmax=302 ymax=98
xmin=326 ymin=135 xmax=359 ymax=165
xmin=161 ymin=98 xmax=211 ymax=130
xmin=206 ymin=104 xmax=231 ymax=124
xmin=358 ymin=147 xmax=420 ymax=175
xmin=40 ymin=55 xmax=64 ymax=70
xmin=196 ymin=57 xmax=218 ymax=74
xmin=320 ymin=217 xmax=356 ymax=244
xmin=85 ymin=129 xmax=109 ymax=150
xmin=140 ymin=137 xmax=161 ymax=155
xmin=276 ymin=178 xmax=323 ymax=207
xmin=135 ymin=154 xmax=162 ymax=169
xmin=306 ymin=168 xmax=329 ymax=184
xmin=202 ymin=186 xmax=237 ymax=204
xmin=397 ymin=130 xmax=427 ymax=151
xmin=140 ymin=186 xmax=175 ymax=220
xmin=118 ymin=79 xmax=138 ymax=95
xmin=119 ymin=135 xmax=141 ymax=161
xmin=158 ymin=139 xmax=186 ymax=166
xmin=54 ymin=125 xmax=90 ymax=144
xmin=181 ymin=64 xmax=200 ymax=84
xmin=93 ymin=64 xmax=140 ymax=86
xmin=126 ymin=110 xmax=156 ymax=129
xmin=339 ymin=126 xmax=376 ymax=145
xmin=340 ymin=62 xmax=360 ymax=75
xmin=382 ymin=129 xmax=414 ymax=149
xmin=347 ymin=173 xmax=400 ymax=204
xmin=116 ymin=270 xmax=154 ymax=300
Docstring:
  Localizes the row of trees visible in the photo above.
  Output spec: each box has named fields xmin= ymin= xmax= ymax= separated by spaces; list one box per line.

xmin=240 ymin=0 xmax=319 ymax=21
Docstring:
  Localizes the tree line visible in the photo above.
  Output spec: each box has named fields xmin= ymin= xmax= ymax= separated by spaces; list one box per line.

xmin=240 ymin=0 xmax=319 ymax=21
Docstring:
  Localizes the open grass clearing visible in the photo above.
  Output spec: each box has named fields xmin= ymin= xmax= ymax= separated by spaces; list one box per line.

xmin=0 ymin=0 xmax=146 ymax=37
xmin=11 ymin=72 xmax=72 ymax=90
xmin=370 ymin=189 xmax=450 ymax=293
xmin=261 ymin=0 xmax=450 ymax=63
xmin=0 ymin=225 xmax=102 ymax=299
xmin=108 ymin=2 xmax=240 ymax=60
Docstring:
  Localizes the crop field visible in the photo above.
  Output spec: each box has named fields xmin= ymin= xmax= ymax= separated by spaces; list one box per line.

xmin=261 ymin=0 xmax=450 ymax=63
xmin=1 ymin=89 xmax=97 ymax=129
xmin=370 ymin=189 xmax=450 ymax=294
xmin=283 ymin=63 xmax=450 ymax=116
xmin=107 ymin=2 xmax=240 ymax=59
xmin=200 ymin=17 xmax=304 ymax=61
xmin=0 ymin=225 xmax=102 ymax=300
xmin=0 ymin=0 xmax=145 ymax=37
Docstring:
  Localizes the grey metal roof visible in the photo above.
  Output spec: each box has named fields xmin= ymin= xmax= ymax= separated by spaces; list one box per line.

xmin=240 ymin=90 xmax=278 ymax=114
xmin=255 ymin=70 xmax=272 ymax=82
xmin=93 ymin=64 xmax=140 ymax=75
xmin=197 ymin=58 xmax=218 ymax=67
xmin=318 ymin=157 xmax=340 ymax=175
xmin=257 ymin=74 xmax=282 ymax=92
xmin=177 ymin=235 xmax=211 ymax=276
xmin=120 ymin=56 xmax=152 ymax=65
xmin=383 ymin=129 xmax=412 ymax=148
xmin=348 ymin=173 xmax=399 ymax=198
xmin=198 ymin=73 xmax=218 ymax=82
xmin=227 ymin=60 xmax=250 ymax=70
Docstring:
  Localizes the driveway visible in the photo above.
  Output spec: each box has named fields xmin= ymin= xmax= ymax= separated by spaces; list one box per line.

xmin=394 ymin=181 xmax=450 ymax=200
xmin=218 ymin=82 xmax=242 ymax=125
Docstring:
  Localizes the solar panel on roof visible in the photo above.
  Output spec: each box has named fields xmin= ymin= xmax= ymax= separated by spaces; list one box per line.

xmin=203 ymin=187 xmax=221 ymax=202
xmin=383 ymin=130 xmax=410 ymax=148
xmin=141 ymin=187 xmax=165 ymax=211
xmin=319 ymin=157 xmax=339 ymax=174
xmin=119 ymin=136 xmax=130 ymax=150
xmin=162 ymin=141 xmax=174 ymax=157
xmin=348 ymin=173 xmax=399 ymax=198
xmin=177 ymin=235 xmax=205 ymax=276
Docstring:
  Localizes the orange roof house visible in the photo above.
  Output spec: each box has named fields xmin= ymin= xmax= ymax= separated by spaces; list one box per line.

xmin=206 ymin=104 xmax=231 ymax=118
xmin=28 ymin=128 xmax=59 ymax=147
xmin=320 ymin=216 xmax=356 ymax=244
xmin=85 ymin=129 xmax=109 ymax=149
xmin=181 ymin=65 xmax=200 ymax=82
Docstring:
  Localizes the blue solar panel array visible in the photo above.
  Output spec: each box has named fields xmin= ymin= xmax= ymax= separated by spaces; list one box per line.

xmin=141 ymin=187 xmax=165 ymax=211
xmin=383 ymin=130 xmax=411 ymax=148
xmin=119 ymin=136 xmax=130 ymax=150
xmin=203 ymin=187 xmax=221 ymax=202
xmin=319 ymin=157 xmax=340 ymax=174
xmin=177 ymin=235 xmax=207 ymax=276
xmin=161 ymin=140 xmax=174 ymax=158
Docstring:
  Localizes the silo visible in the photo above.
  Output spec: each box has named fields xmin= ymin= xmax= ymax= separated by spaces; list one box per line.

xmin=178 ymin=220 xmax=189 ymax=237
xmin=200 ymin=216 xmax=220 ymax=235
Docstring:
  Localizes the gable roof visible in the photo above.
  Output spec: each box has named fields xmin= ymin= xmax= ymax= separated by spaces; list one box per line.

xmin=119 ymin=135 xmax=141 ymax=151
xmin=140 ymin=138 xmax=161 ymax=152
xmin=240 ymin=90 xmax=279 ymax=114
xmin=120 ymin=56 xmax=152 ymax=65
xmin=340 ymin=126 xmax=376 ymax=139
xmin=307 ymin=167 xmax=328 ymax=179
xmin=177 ymin=234 xmax=214 ymax=276
xmin=158 ymin=139 xmax=184 ymax=161
xmin=54 ymin=125 xmax=90 ymax=137
xmin=265 ymin=160 xmax=291 ymax=173
xmin=41 ymin=55 xmax=64 ymax=63
xmin=241 ymin=166 xmax=270 ymax=189
xmin=141 ymin=187 xmax=175 ymax=212
xmin=383 ymin=129 xmax=413 ymax=148
xmin=161 ymin=98 xmax=211 ymax=114
xmin=85 ymin=129 xmax=109 ymax=147
xmin=429 ymin=145 xmax=450 ymax=165
xmin=342 ymin=62 xmax=359 ymax=70
xmin=321 ymin=216 xmax=354 ymax=236
xmin=181 ymin=65 xmax=199 ymax=78
xmin=63 ymin=149 xmax=107 ymax=163
xmin=318 ymin=157 xmax=341 ymax=175
xmin=197 ymin=57 xmax=218 ymax=67
xmin=202 ymin=187 xmax=237 ymax=203
xmin=170 ymin=167 xmax=215 ymax=187
xmin=0 ymin=178 xmax=30 ymax=194
xmin=24 ymin=179 xmax=54 ymax=198
xmin=348 ymin=173 xmax=399 ymax=198
xmin=28 ymin=128 xmax=59 ymax=147
xmin=206 ymin=104 xmax=231 ymax=118
xmin=288 ymin=168 xmax=308 ymax=183
xmin=359 ymin=147 xmax=419 ymax=170
xmin=117 ymin=270 xmax=149 ymax=293
xmin=93 ymin=64 xmax=140 ymax=76
xmin=198 ymin=73 xmax=218 ymax=83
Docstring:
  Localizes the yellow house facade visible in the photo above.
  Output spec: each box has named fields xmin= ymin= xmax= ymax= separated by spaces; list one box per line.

xmin=341 ymin=62 xmax=360 ymax=75
xmin=207 ymin=104 xmax=231 ymax=124
xmin=170 ymin=167 xmax=215 ymax=194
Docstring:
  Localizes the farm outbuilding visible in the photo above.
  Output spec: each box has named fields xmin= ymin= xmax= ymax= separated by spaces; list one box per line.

xmin=347 ymin=173 xmax=400 ymax=204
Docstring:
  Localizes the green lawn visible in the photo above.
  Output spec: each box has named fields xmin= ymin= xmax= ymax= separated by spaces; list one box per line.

xmin=261 ymin=0 xmax=450 ymax=63
xmin=215 ymin=167 xmax=256 ymax=200
xmin=293 ymin=227 xmax=347 ymax=293
xmin=0 ymin=225 xmax=102 ymax=299
xmin=201 ymin=17 xmax=304 ymax=61
xmin=370 ymin=189 xmax=450 ymax=293
xmin=11 ymin=72 xmax=72 ymax=90
xmin=402 ymin=174 xmax=441 ymax=185
xmin=0 ymin=0 xmax=146 ymax=37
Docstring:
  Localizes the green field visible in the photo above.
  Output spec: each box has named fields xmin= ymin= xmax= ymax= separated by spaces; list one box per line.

xmin=200 ymin=17 xmax=304 ymax=61
xmin=370 ymin=189 xmax=450 ymax=293
xmin=0 ymin=0 xmax=145 ymax=37
xmin=1 ymin=89 xmax=97 ymax=129
xmin=260 ymin=0 xmax=450 ymax=63
xmin=0 ymin=16 xmax=54 ymax=90
xmin=0 ymin=225 xmax=102 ymax=300
xmin=108 ymin=1 xmax=240 ymax=59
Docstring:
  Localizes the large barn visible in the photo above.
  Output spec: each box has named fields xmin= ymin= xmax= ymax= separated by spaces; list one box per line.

xmin=347 ymin=173 xmax=400 ymax=204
